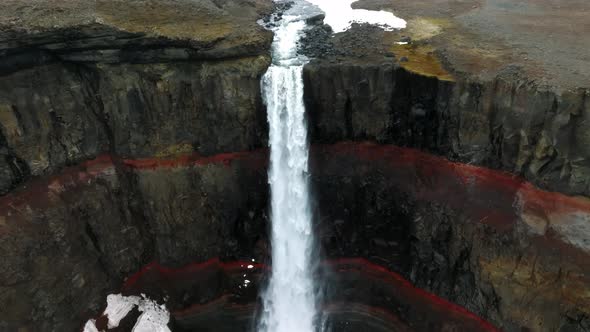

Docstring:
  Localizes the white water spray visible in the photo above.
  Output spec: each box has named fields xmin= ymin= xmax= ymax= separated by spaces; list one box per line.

xmin=258 ymin=2 xmax=318 ymax=332
xmin=258 ymin=1 xmax=406 ymax=331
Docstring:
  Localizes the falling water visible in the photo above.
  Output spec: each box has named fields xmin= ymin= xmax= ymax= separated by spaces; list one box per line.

xmin=258 ymin=1 xmax=318 ymax=332
xmin=258 ymin=1 xmax=406 ymax=331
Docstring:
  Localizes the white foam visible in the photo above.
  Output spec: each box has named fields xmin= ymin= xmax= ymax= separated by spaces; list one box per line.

xmin=306 ymin=0 xmax=406 ymax=33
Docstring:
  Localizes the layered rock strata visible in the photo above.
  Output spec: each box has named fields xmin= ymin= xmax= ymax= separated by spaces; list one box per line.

xmin=0 ymin=1 xmax=589 ymax=331
xmin=90 ymin=258 xmax=500 ymax=332
xmin=0 ymin=0 xmax=273 ymax=195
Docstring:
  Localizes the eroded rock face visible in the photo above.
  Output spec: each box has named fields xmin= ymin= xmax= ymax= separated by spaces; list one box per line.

xmin=0 ymin=1 xmax=274 ymax=329
xmin=0 ymin=152 xmax=268 ymax=331
xmin=94 ymin=258 xmax=499 ymax=332
xmin=0 ymin=0 xmax=273 ymax=195
xmin=0 ymin=56 xmax=270 ymax=195
xmin=1 ymin=1 xmax=589 ymax=332
xmin=310 ymin=143 xmax=590 ymax=332
xmin=2 ymin=145 xmax=588 ymax=331
xmin=303 ymin=61 xmax=590 ymax=197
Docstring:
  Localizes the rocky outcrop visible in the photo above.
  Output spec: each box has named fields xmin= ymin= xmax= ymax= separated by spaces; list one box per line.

xmin=311 ymin=142 xmax=590 ymax=332
xmin=1 ymin=143 xmax=589 ymax=331
xmin=0 ymin=152 xmax=268 ymax=331
xmin=0 ymin=0 xmax=273 ymax=70
xmin=0 ymin=1 xmax=275 ymax=330
xmin=1 ymin=1 xmax=589 ymax=332
xmin=304 ymin=61 xmax=590 ymax=197
xmin=0 ymin=0 xmax=273 ymax=195
xmin=93 ymin=258 xmax=499 ymax=331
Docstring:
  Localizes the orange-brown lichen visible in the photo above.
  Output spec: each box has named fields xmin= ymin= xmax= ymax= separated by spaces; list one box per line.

xmin=392 ymin=43 xmax=454 ymax=81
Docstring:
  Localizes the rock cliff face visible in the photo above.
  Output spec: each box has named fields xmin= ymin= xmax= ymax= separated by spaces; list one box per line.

xmin=311 ymin=143 xmax=590 ymax=332
xmin=0 ymin=153 xmax=268 ymax=331
xmin=107 ymin=258 xmax=499 ymax=332
xmin=0 ymin=1 xmax=589 ymax=332
xmin=0 ymin=0 xmax=273 ymax=195
xmin=304 ymin=60 xmax=590 ymax=197
xmin=0 ymin=0 xmax=273 ymax=330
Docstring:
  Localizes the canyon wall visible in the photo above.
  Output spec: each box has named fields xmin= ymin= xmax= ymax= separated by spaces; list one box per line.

xmin=304 ymin=61 xmax=590 ymax=197
xmin=0 ymin=1 xmax=589 ymax=331
xmin=0 ymin=0 xmax=272 ymax=330
xmin=0 ymin=0 xmax=273 ymax=195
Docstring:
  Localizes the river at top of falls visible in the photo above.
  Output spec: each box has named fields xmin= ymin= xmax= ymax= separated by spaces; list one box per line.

xmin=258 ymin=1 xmax=405 ymax=332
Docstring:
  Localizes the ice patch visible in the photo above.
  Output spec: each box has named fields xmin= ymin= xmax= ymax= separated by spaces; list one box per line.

xmin=133 ymin=297 xmax=171 ymax=332
xmin=551 ymin=212 xmax=590 ymax=251
xmin=306 ymin=0 xmax=406 ymax=33
xmin=83 ymin=320 xmax=100 ymax=332
xmin=104 ymin=294 xmax=137 ymax=328
xmin=83 ymin=294 xmax=170 ymax=332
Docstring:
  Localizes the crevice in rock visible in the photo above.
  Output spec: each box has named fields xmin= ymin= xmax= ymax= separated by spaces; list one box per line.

xmin=344 ymin=95 xmax=353 ymax=138
xmin=0 ymin=122 xmax=31 ymax=194
xmin=84 ymin=222 xmax=102 ymax=255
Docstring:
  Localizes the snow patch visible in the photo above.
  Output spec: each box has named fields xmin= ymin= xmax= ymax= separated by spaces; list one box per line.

xmin=83 ymin=294 xmax=170 ymax=332
xmin=306 ymin=0 xmax=406 ymax=33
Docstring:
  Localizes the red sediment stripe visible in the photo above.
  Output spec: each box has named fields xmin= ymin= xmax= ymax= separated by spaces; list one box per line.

xmin=122 ymin=258 xmax=266 ymax=291
xmin=117 ymin=257 xmax=500 ymax=331
xmin=0 ymin=151 xmax=267 ymax=212
xmin=121 ymin=149 xmax=268 ymax=170
xmin=0 ymin=154 xmax=115 ymax=213
xmin=2 ymin=142 xmax=589 ymax=253
xmin=326 ymin=258 xmax=501 ymax=332
xmin=3 ymin=144 xmax=589 ymax=220
xmin=313 ymin=141 xmax=590 ymax=223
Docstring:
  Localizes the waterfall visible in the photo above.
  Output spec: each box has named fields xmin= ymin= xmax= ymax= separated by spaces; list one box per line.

xmin=257 ymin=1 xmax=406 ymax=331
xmin=258 ymin=2 xmax=318 ymax=332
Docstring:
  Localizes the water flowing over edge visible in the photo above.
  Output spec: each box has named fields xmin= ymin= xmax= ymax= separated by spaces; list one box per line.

xmin=257 ymin=1 xmax=320 ymax=332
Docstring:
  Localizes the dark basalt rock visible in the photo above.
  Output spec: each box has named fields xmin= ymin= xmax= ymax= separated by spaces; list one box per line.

xmin=310 ymin=143 xmax=590 ymax=332
xmin=1 ymin=146 xmax=588 ymax=331
xmin=0 ymin=153 xmax=268 ymax=331
xmin=303 ymin=61 xmax=590 ymax=197
xmin=1 ymin=1 xmax=589 ymax=332
xmin=88 ymin=258 xmax=498 ymax=332
xmin=0 ymin=51 xmax=270 ymax=195
xmin=0 ymin=0 xmax=273 ymax=195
